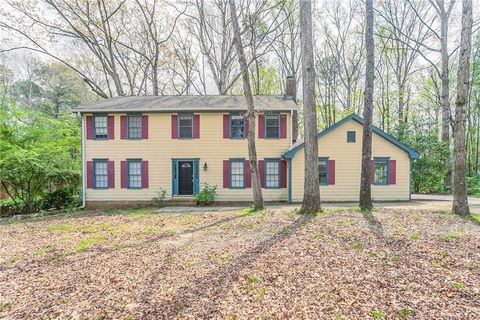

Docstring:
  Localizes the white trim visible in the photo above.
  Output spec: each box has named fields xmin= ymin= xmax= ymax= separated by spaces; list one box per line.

xmin=79 ymin=112 xmax=86 ymax=208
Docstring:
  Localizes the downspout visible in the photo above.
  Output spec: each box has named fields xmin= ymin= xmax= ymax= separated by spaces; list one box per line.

xmin=409 ymin=158 xmax=412 ymax=201
xmin=288 ymin=158 xmax=292 ymax=204
xmin=79 ymin=112 xmax=86 ymax=209
xmin=290 ymin=107 xmax=293 ymax=149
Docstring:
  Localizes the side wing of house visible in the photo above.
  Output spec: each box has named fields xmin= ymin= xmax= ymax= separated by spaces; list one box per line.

xmin=83 ymin=111 xmax=291 ymax=205
xmin=287 ymin=117 xmax=416 ymax=202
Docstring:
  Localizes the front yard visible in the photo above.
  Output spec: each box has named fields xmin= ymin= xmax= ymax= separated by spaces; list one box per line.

xmin=0 ymin=207 xmax=479 ymax=319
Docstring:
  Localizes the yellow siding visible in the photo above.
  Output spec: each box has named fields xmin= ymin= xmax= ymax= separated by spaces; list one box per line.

xmin=291 ymin=119 xmax=411 ymax=202
xmin=85 ymin=112 xmax=290 ymax=202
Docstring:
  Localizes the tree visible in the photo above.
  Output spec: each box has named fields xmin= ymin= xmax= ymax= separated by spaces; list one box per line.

xmin=299 ymin=0 xmax=321 ymax=214
xmin=359 ymin=0 xmax=375 ymax=211
xmin=229 ymin=0 xmax=264 ymax=210
xmin=452 ymin=0 xmax=472 ymax=216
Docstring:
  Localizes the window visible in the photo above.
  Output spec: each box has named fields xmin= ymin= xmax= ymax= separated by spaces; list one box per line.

xmin=265 ymin=114 xmax=280 ymax=138
xmin=128 ymin=160 xmax=142 ymax=188
xmin=128 ymin=115 xmax=142 ymax=139
xmin=230 ymin=160 xmax=245 ymax=188
xmin=347 ymin=131 xmax=356 ymax=143
xmin=94 ymin=115 xmax=108 ymax=139
xmin=318 ymin=158 xmax=328 ymax=185
xmin=230 ymin=113 xmax=245 ymax=138
xmin=374 ymin=158 xmax=389 ymax=185
xmin=94 ymin=160 xmax=108 ymax=188
xmin=265 ymin=160 xmax=280 ymax=188
xmin=179 ymin=114 xmax=193 ymax=138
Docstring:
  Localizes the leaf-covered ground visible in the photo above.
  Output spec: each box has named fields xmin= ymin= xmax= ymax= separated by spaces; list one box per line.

xmin=0 ymin=207 xmax=479 ymax=319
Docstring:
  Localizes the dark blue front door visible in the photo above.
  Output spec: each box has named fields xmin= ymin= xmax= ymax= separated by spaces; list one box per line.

xmin=179 ymin=161 xmax=193 ymax=195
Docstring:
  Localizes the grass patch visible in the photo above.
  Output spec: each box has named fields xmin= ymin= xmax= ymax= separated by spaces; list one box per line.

xmin=33 ymin=247 xmax=52 ymax=257
xmin=391 ymin=255 xmax=400 ymax=263
xmin=398 ymin=308 xmax=411 ymax=318
xmin=452 ymin=281 xmax=464 ymax=289
xmin=409 ymin=232 xmax=420 ymax=240
xmin=9 ymin=255 xmax=21 ymax=263
xmin=470 ymin=214 xmax=480 ymax=224
xmin=75 ymin=235 xmax=107 ymax=252
xmin=439 ymin=233 xmax=462 ymax=241
xmin=371 ymin=310 xmax=385 ymax=319
xmin=46 ymin=223 xmax=78 ymax=233
xmin=0 ymin=303 xmax=11 ymax=313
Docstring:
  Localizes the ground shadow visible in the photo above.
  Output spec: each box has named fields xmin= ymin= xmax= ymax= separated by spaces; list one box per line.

xmin=361 ymin=210 xmax=385 ymax=240
xmin=135 ymin=213 xmax=315 ymax=319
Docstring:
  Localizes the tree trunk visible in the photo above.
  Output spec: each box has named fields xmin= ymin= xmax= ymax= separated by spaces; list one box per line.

xmin=359 ymin=0 xmax=374 ymax=211
xmin=299 ymin=0 xmax=321 ymax=214
xmin=440 ymin=12 xmax=452 ymax=192
xmin=452 ymin=0 xmax=472 ymax=216
xmin=228 ymin=0 xmax=264 ymax=210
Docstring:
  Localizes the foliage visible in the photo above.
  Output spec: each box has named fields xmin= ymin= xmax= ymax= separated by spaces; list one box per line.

xmin=195 ymin=183 xmax=217 ymax=205
xmin=42 ymin=187 xmax=79 ymax=210
xmin=0 ymin=105 xmax=81 ymax=214
xmin=466 ymin=176 xmax=480 ymax=196
xmin=152 ymin=188 xmax=167 ymax=206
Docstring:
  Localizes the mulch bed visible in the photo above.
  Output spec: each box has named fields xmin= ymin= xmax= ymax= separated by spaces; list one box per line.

xmin=0 ymin=207 xmax=478 ymax=319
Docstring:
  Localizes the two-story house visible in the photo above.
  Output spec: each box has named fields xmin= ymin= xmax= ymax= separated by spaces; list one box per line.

xmin=74 ymin=86 xmax=419 ymax=207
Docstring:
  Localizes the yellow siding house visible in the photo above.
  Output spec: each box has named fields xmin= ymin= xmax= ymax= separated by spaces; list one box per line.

xmin=74 ymin=96 xmax=419 ymax=207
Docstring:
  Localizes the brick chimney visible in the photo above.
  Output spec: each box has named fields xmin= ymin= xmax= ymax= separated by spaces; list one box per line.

xmin=285 ymin=75 xmax=298 ymax=143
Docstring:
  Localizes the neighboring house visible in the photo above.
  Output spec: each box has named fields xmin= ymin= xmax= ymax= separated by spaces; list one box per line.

xmin=74 ymin=91 xmax=419 ymax=207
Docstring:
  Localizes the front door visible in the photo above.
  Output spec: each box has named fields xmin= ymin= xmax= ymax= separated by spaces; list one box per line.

xmin=178 ymin=161 xmax=194 ymax=195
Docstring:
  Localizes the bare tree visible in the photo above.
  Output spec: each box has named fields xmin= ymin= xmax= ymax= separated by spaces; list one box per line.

xmin=299 ymin=0 xmax=321 ymax=214
xmin=359 ymin=0 xmax=375 ymax=211
xmin=452 ymin=0 xmax=472 ymax=216
xmin=376 ymin=0 xmax=430 ymax=139
xmin=229 ymin=0 xmax=264 ymax=210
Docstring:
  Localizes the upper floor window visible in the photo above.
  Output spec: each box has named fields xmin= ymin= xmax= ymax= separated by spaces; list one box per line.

xmin=265 ymin=114 xmax=280 ymax=138
xmin=230 ymin=113 xmax=245 ymax=138
xmin=374 ymin=158 xmax=389 ymax=185
xmin=265 ymin=160 xmax=280 ymax=188
xmin=128 ymin=160 xmax=142 ymax=188
xmin=347 ymin=131 xmax=356 ymax=143
xmin=179 ymin=114 xmax=193 ymax=138
xmin=128 ymin=115 xmax=142 ymax=139
xmin=94 ymin=115 xmax=108 ymax=139
xmin=94 ymin=160 xmax=108 ymax=188
xmin=318 ymin=157 xmax=328 ymax=185
xmin=230 ymin=160 xmax=245 ymax=188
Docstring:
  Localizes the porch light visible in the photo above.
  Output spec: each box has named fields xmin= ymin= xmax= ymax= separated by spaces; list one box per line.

xmin=203 ymin=162 xmax=208 ymax=171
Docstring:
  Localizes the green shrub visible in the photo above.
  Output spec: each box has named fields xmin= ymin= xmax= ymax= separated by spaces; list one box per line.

xmin=152 ymin=188 xmax=167 ymax=206
xmin=195 ymin=183 xmax=217 ymax=205
xmin=42 ymin=187 xmax=79 ymax=210
xmin=466 ymin=176 xmax=480 ymax=196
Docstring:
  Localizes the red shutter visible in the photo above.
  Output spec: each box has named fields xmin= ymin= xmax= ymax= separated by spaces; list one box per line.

xmin=259 ymin=160 xmax=265 ymax=188
xmin=193 ymin=114 xmax=200 ymax=139
xmin=280 ymin=114 xmax=287 ymax=138
xmin=120 ymin=116 xmax=127 ymax=139
xmin=142 ymin=160 xmax=149 ymax=188
xmin=142 ymin=115 xmax=148 ymax=139
xmin=280 ymin=160 xmax=287 ymax=188
xmin=121 ymin=161 xmax=127 ymax=188
xmin=107 ymin=116 xmax=114 ymax=140
xmin=86 ymin=161 xmax=93 ymax=188
xmin=328 ymin=160 xmax=335 ymax=185
xmin=389 ymin=160 xmax=396 ymax=185
xmin=86 ymin=116 xmax=93 ymax=140
xmin=370 ymin=160 xmax=375 ymax=184
xmin=171 ymin=115 xmax=178 ymax=139
xmin=223 ymin=114 xmax=230 ymax=138
xmin=223 ymin=160 xmax=230 ymax=188
xmin=108 ymin=160 xmax=115 ymax=188
xmin=258 ymin=114 xmax=265 ymax=138
xmin=245 ymin=160 xmax=251 ymax=188
xmin=244 ymin=116 xmax=249 ymax=138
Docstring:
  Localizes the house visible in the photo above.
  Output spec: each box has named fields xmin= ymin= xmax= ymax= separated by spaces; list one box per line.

xmin=74 ymin=87 xmax=419 ymax=207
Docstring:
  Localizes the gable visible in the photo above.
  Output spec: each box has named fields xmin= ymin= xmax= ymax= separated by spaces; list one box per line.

xmin=283 ymin=114 xmax=420 ymax=159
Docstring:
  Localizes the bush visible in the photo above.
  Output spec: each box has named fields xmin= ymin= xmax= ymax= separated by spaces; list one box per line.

xmin=42 ymin=187 xmax=79 ymax=210
xmin=152 ymin=188 xmax=167 ymax=206
xmin=195 ymin=183 xmax=217 ymax=205
xmin=467 ymin=175 xmax=480 ymax=196
xmin=0 ymin=199 xmax=31 ymax=217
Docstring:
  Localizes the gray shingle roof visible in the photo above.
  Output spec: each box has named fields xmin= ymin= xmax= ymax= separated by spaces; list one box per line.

xmin=73 ymin=95 xmax=297 ymax=113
